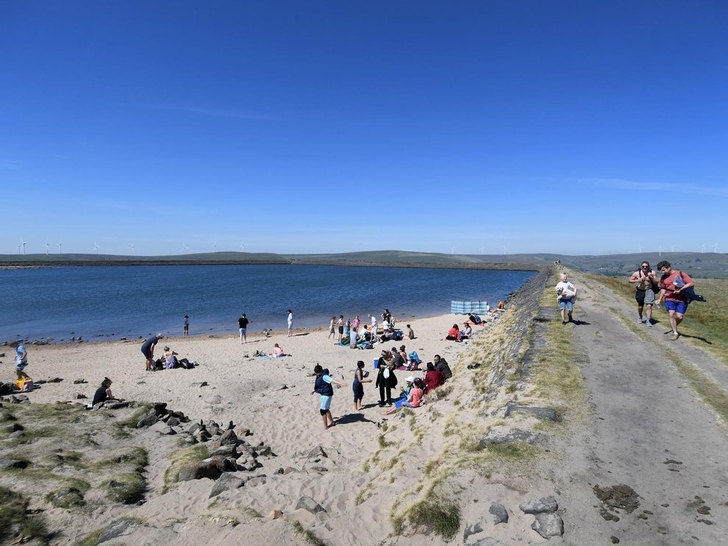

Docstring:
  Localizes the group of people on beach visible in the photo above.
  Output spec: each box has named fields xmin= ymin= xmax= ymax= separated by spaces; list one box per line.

xmin=327 ymin=309 xmax=414 ymax=348
xmin=311 ymin=350 xmax=454 ymax=429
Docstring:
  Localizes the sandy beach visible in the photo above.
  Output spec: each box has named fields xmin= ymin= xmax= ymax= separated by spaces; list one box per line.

xmin=8 ymin=312 xmax=496 ymax=544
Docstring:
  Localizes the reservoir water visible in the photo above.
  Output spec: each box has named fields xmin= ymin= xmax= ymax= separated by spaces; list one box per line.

xmin=0 ymin=264 xmax=536 ymax=343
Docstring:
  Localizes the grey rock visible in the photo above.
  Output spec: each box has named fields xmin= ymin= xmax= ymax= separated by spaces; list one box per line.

xmin=218 ymin=429 xmax=238 ymax=446
xmin=136 ymin=413 xmax=158 ymax=428
xmin=463 ymin=521 xmax=483 ymax=540
xmin=503 ymin=403 xmax=561 ymax=422
xmin=103 ymin=401 xmax=130 ymax=410
xmin=0 ymin=459 xmax=29 ymax=469
xmin=307 ymin=446 xmax=328 ymax=460
xmin=149 ymin=421 xmax=176 ymax=435
xmin=98 ymin=519 xmax=139 ymax=543
xmin=257 ymin=445 xmax=272 ymax=456
xmin=246 ymin=476 xmax=267 ymax=487
xmin=490 ymin=502 xmax=509 ymax=524
xmin=73 ymin=379 xmax=87 ymax=384
xmin=467 ymin=538 xmax=503 ymax=546
xmin=308 ymin=465 xmax=329 ymax=473
xmin=177 ymin=457 xmax=235 ymax=482
xmin=296 ymin=495 xmax=326 ymax=514
xmin=209 ymin=445 xmax=237 ymax=458
xmin=48 ymin=487 xmax=85 ymax=508
xmin=73 ymin=392 xmax=87 ymax=399
xmin=479 ymin=427 xmax=542 ymax=447
xmin=520 ymin=496 xmax=558 ymax=514
xmin=2 ymin=423 xmax=23 ymax=433
xmin=531 ymin=512 xmax=564 ymax=538
xmin=209 ymin=472 xmax=246 ymax=498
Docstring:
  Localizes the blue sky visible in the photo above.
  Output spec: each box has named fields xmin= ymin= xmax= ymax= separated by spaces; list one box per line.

xmin=2 ymin=1 xmax=726 ymax=256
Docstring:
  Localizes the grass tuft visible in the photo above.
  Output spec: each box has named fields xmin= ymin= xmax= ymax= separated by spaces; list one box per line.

xmin=405 ymin=496 xmax=461 ymax=540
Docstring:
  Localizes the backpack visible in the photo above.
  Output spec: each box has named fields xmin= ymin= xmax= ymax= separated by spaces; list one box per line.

xmin=673 ymin=271 xmax=707 ymax=302
xmin=408 ymin=351 xmax=421 ymax=364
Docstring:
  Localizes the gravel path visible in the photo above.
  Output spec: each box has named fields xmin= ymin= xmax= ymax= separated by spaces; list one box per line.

xmin=552 ymin=270 xmax=728 ymax=545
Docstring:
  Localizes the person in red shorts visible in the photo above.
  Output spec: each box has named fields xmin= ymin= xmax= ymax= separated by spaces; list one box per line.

xmin=656 ymin=260 xmax=694 ymax=341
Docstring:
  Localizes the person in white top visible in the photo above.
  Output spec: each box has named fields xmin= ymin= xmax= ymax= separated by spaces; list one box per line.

xmin=555 ymin=273 xmax=577 ymax=324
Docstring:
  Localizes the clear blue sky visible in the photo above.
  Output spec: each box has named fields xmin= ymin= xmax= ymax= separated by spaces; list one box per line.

xmin=2 ymin=1 xmax=726 ymax=256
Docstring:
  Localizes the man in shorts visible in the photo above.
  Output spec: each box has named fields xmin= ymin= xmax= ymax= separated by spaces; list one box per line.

xmin=628 ymin=261 xmax=659 ymax=326
xmin=656 ymin=261 xmax=694 ymax=341
xmin=555 ymin=273 xmax=577 ymax=324
xmin=141 ymin=333 xmax=163 ymax=371
xmin=311 ymin=364 xmax=346 ymax=430
xmin=238 ymin=313 xmax=249 ymax=343
xmin=13 ymin=340 xmax=31 ymax=380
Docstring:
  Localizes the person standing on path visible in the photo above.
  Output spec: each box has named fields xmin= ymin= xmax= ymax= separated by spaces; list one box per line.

xmin=311 ymin=364 xmax=346 ymax=430
xmin=555 ymin=273 xmax=577 ymax=324
xmin=141 ymin=333 xmax=163 ymax=372
xmin=629 ymin=261 xmax=660 ymax=326
xmin=353 ymin=360 xmax=372 ymax=411
xmin=657 ymin=260 xmax=695 ymax=341
xmin=183 ymin=315 xmax=189 ymax=336
xmin=238 ymin=313 xmax=250 ymax=343
xmin=287 ymin=309 xmax=293 ymax=337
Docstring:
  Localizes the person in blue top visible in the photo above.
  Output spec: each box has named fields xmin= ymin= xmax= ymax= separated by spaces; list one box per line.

xmin=311 ymin=364 xmax=346 ymax=429
xmin=13 ymin=340 xmax=31 ymax=380
xmin=141 ymin=333 xmax=163 ymax=372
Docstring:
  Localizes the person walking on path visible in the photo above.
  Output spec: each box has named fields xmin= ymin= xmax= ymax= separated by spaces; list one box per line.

xmin=657 ymin=260 xmax=695 ymax=341
xmin=555 ymin=272 xmax=577 ymax=324
xmin=141 ymin=333 xmax=163 ymax=372
xmin=287 ymin=309 xmax=293 ymax=337
xmin=238 ymin=313 xmax=250 ymax=343
xmin=311 ymin=364 xmax=346 ymax=430
xmin=183 ymin=315 xmax=189 ymax=336
xmin=629 ymin=261 xmax=660 ymax=326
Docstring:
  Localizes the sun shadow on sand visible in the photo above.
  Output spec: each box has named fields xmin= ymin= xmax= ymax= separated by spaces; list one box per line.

xmin=659 ymin=329 xmax=711 ymax=344
xmin=335 ymin=413 xmax=377 ymax=425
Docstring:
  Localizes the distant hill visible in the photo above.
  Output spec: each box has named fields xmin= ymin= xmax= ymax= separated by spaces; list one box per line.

xmin=1 ymin=250 xmax=726 ymax=278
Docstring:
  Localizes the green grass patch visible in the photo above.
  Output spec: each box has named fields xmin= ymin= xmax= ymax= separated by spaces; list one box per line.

xmin=75 ymin=528 xmax=104 ymax=546
xmin=162 ymin=444 xmax=209 ymax=493
xmin=404 ymin=496 xmax=461 ymax=540
xmin=292 ymin=520 xmax=327 ymax=546
xmin=106 ymin=472 xmax=146 ymax=504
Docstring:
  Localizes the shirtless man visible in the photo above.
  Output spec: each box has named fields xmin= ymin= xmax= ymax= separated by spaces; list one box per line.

xmin=628 ymin=261 xmax=660 ymax=326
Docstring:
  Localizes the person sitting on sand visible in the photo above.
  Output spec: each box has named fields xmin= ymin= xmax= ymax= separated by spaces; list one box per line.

xmin=383 ymin=377 xmax=424 ymax=415
xmin=163 ymin=346 xmax=179 ymax=369
xmin=390 ymin=346 xmax=405 ymax=368
xmin=445 ymin=324 xmax=461 ymax=341
xmin=460 ymin=323 xmax=472 ymax=339
xmin=270 ymin=343 xmax=284 ymax=358
xmin=423 ymin=362 xmax=444 ymax=392
xmin=406 ymin=324 xmax=415 ymax=340
xmin=434 ymin=354 xmax=452 ymax=380
xmin=91 ymin=377 xmax=120 ymax=408
xmin=498 ymin=300 xmax=505 ymax=310
xmin=311 ymin=364 xmax=346 ymax=430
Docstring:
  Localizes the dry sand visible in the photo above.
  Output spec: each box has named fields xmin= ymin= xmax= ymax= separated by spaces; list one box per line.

xmin=14 ymin=313 xmax=492 ymax=545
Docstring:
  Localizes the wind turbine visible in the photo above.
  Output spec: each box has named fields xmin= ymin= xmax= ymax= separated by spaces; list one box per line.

xmin=129 ymin=244 xmax=135 ymax=256
xmin=20 ymin=238 xmax=27 ymax=256
xmin=671 ymin=245 xmax=675 ymax=252
xmin=481 ymin=246 xmax=485 ymax=255
xmin=57 ymin=242 xmax=62 ymax=254
xmin=240 ymin=243 xmax=245 ymax=252
xmin=658 ymin=245 xmax=662 ymax=257
xmin=450 ymin=247 xmax=455 ymax=255
xmin=94 ymin=242 xmax=100 ymax=256
xmin=182 ymin=243 xmax=188 ymax=252
xmin=212 ymin=241 xmax=217 ymax=252
xmin=44 ymin=242 xmax=50 ymax=255
xmin=700 ymin=244 xmax=705 ymax=253
xmin=638 ymin=245 xmax=643 ymax=253
xmin=714 ymin=243 xmax=719 ymax=253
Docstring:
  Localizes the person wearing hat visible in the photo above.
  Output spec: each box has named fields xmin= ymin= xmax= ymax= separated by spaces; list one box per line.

xmin=141 ymin=333 xmax=163 ymax=372
xmin=375 ymin=350 xmax=397 ymax=406
xmin=383 ymin=376 xmax=423 ymax=415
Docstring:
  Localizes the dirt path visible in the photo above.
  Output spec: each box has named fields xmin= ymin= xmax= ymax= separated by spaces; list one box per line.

xmin=551 ymin=271 xmax=728 ymax=545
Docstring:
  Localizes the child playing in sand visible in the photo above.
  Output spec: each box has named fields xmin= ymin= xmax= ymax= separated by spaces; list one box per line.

xmin=353 ymin=360 xmax=372 ymax=411
xmin=311 ymin=364 xmax=346 ymax=430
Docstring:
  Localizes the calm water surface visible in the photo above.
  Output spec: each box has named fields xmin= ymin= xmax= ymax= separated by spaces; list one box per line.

xmin=0 ymin=265 xmax=535 ymax=343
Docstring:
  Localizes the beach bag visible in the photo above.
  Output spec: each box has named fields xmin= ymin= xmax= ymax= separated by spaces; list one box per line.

xmin=408 ymin=351 xmax=421 ymax=364
xmin=15 ymin=378 xmax=33 ymax=392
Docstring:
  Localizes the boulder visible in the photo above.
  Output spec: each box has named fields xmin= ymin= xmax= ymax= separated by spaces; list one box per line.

xmin=531 ymin=513 xmax=564 ymax=539
xmin=296 ymin=496 xmax=326 ymax=514
xmin=520 ymin=496 xmax=558 ymax=514
xmin=490 ymin=502 xmax=509 ymax=524
xmin=209 ymin=472 xmax=246 ymax=498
